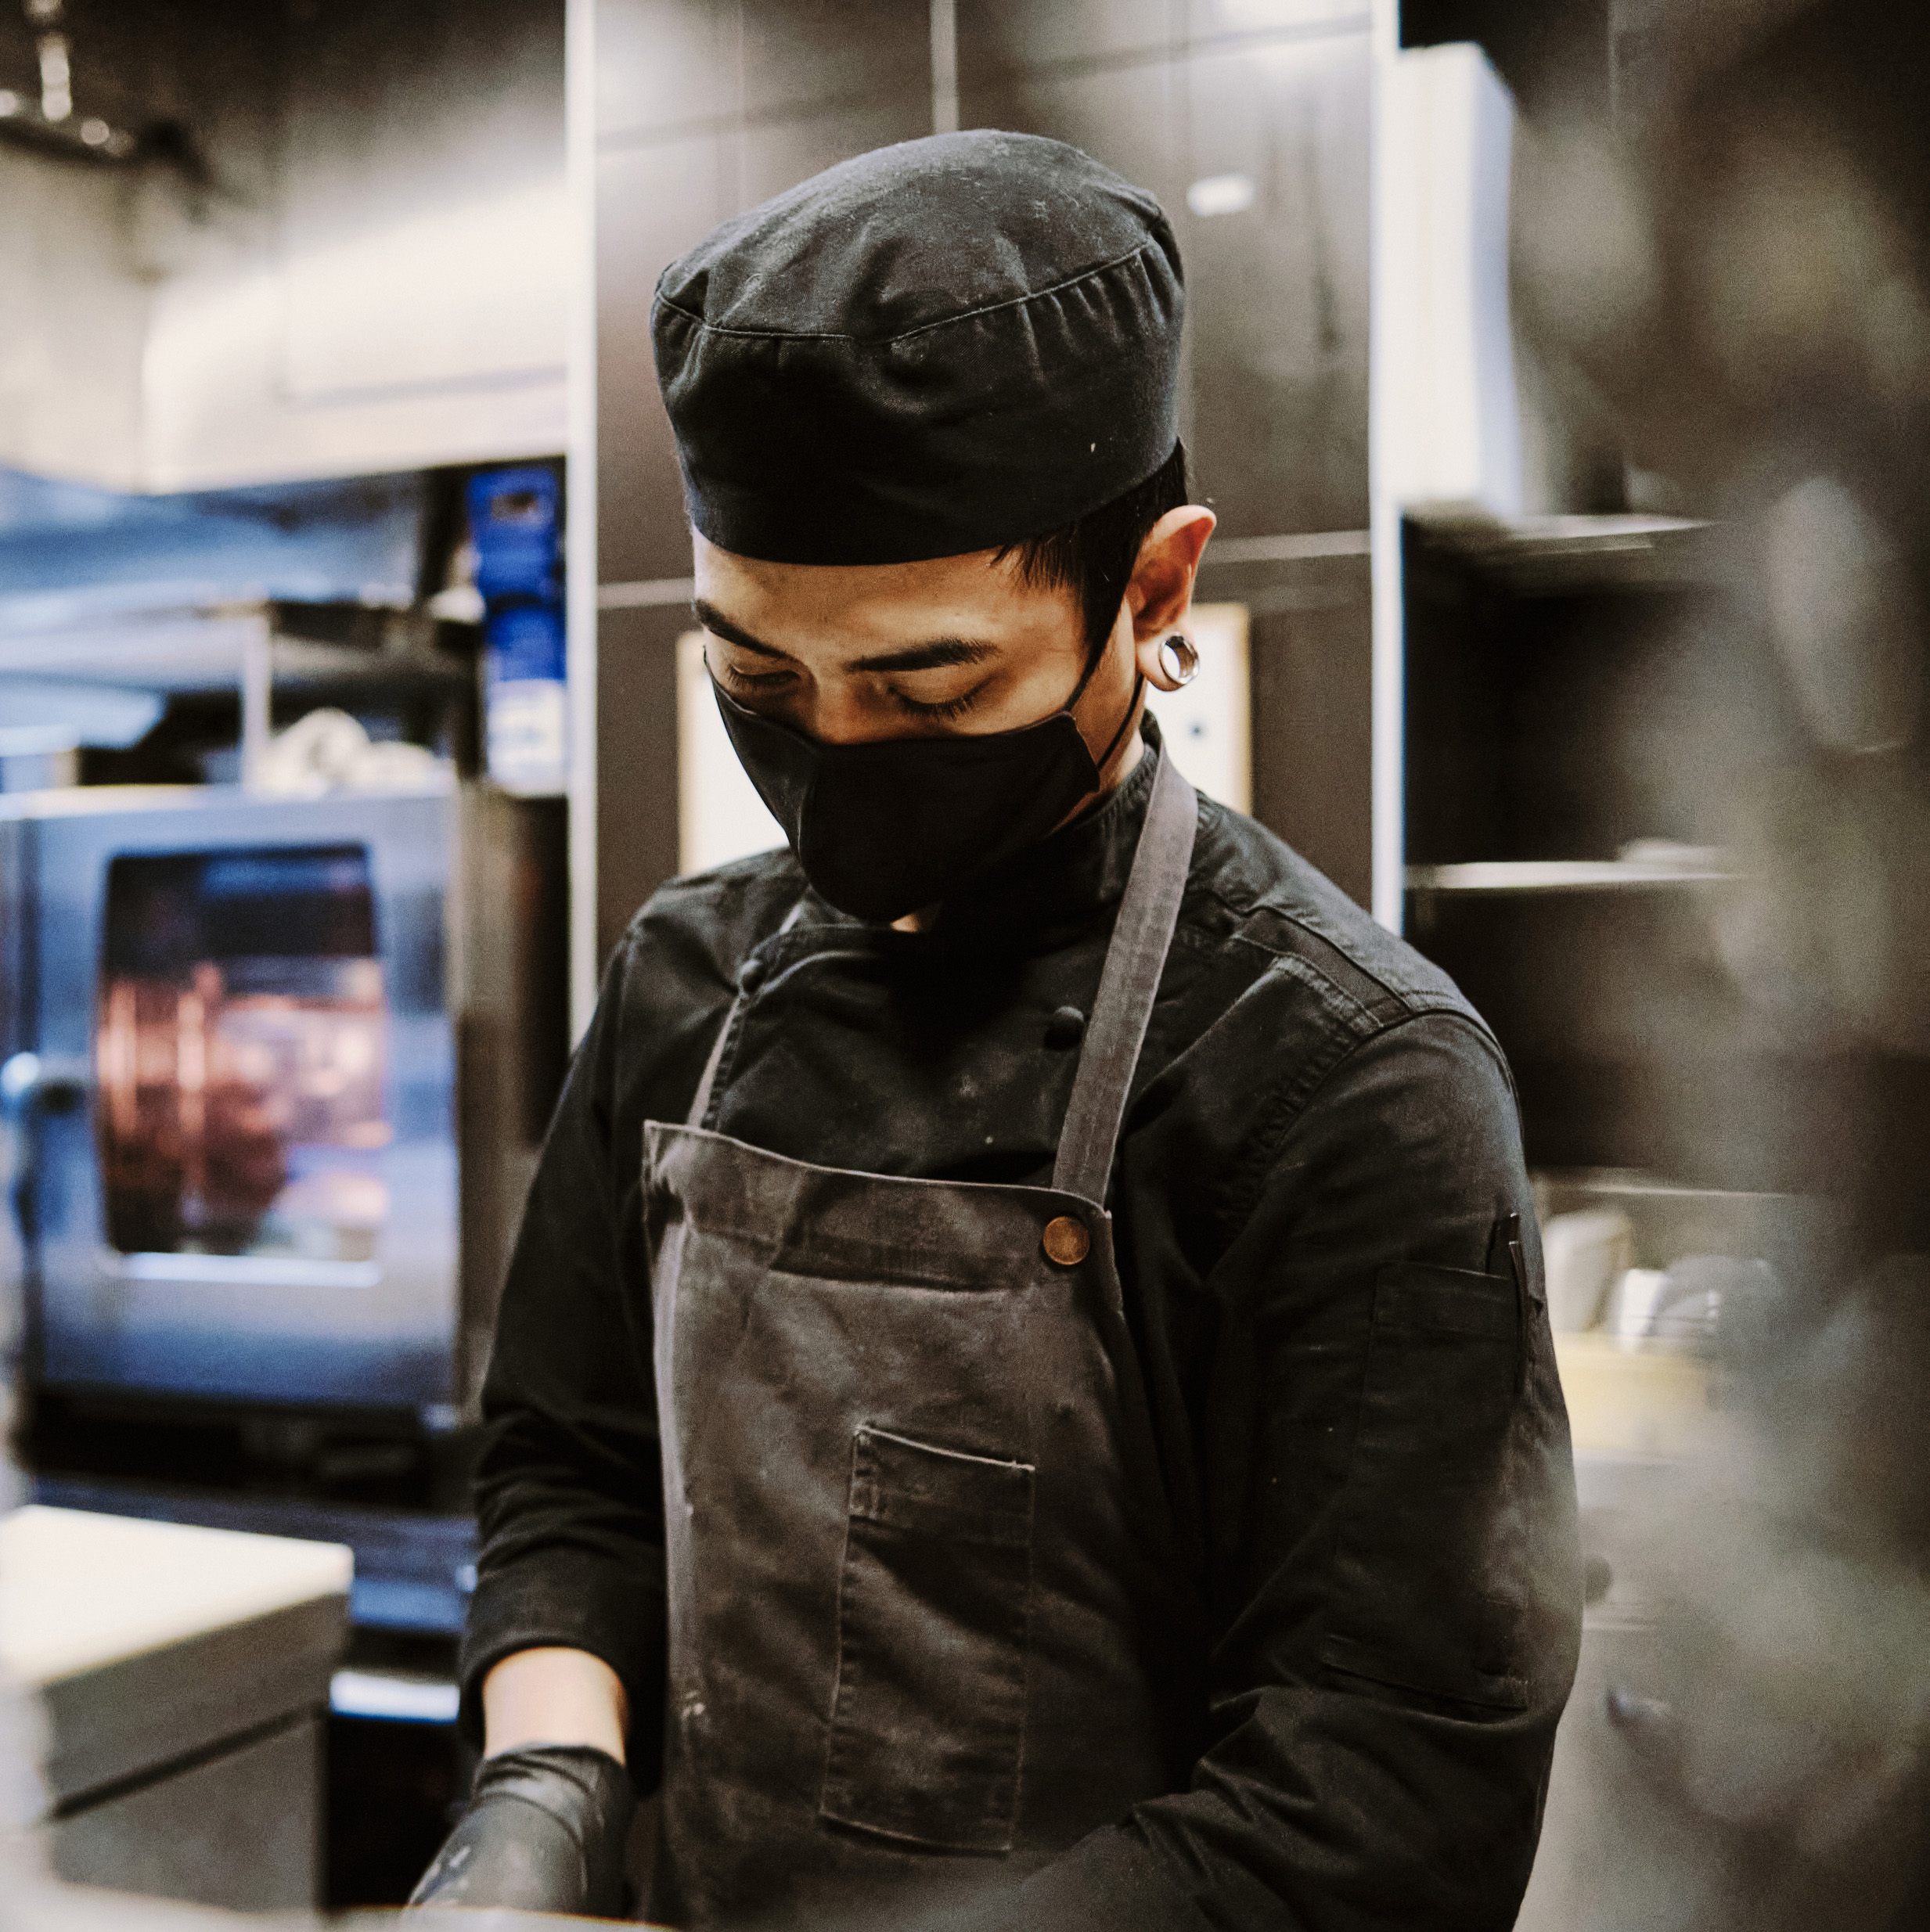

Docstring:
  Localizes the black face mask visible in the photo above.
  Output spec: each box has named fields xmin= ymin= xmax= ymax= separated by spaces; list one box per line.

xmin=712 ymin=649 xmax=1144 ymax=923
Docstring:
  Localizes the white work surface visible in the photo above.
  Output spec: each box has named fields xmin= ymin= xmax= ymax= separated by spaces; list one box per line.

xmin=0 ymin=1505 xmax=352 ymax=1914
xmin=0 ymin=1505 xmax=352 ymax=1687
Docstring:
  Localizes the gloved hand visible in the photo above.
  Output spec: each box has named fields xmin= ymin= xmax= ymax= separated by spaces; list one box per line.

xmin=409 ymin=1743 xmax=635 ymax=1917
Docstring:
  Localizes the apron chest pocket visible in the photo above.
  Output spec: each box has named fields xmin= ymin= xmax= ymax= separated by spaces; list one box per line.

xmin=819 ymin=1426 xmax=1035 ymax=1853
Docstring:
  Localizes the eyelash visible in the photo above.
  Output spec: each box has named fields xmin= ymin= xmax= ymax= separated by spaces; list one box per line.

xmin=719 ymin=663 xmax=792 ymax=692
xmin=892 ymin=686 xmax=983 ymax=721
xmin=722 ymin=659 xmax=985 ymax=721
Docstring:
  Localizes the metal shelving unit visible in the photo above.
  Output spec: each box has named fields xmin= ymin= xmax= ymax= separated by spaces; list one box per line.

xmin=1398 ymin=509 xmax=1770 ymax=1188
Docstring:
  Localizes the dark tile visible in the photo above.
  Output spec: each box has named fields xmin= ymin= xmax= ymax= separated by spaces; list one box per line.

xmin=1179 ymin=32 xmax=1370 ymax=535
xmin=740 ymin=0 xmax=931 ymax=121
xmin=739 ymin=94 xmax=936 ymax=204
xmin=1183 ymin=0 xmax=1369 ymax=46
xmin=596 ymin=604 xmax=686 ymax=959
xmin=598 ymin=135 xmax=736 ymax=585
xmin=1244 ymin=558 xmax=1371 ymax=901
xmin=961 ymin=60 xmax=1183 ymax=211
xmin=599 ymin=0 xmax=741 ymax=139
xmin=957 ymin=0 xmax=1176 ymax=87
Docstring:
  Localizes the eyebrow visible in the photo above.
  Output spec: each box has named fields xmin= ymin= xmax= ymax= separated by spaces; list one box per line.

xmin=692 ymin=598 xmax=997 ymax=675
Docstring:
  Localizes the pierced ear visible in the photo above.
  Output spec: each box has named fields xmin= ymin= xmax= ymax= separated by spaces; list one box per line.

xmin=1126 ymin=505 xmax=1218 ymax=642
xmin=1138 ymin=630 xmax=1199 ymax=693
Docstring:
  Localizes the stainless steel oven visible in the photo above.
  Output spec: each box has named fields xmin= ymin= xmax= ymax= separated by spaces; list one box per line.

xmin=1 ymin=781 xmax=564 ymax=1423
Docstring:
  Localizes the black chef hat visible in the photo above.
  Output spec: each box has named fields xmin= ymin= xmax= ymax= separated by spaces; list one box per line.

xmin=652 ymin=129 xmax=1185 ymax=567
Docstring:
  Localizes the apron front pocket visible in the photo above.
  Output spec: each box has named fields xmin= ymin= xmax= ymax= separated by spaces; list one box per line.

xmin=819 ymin=1426 xmax=1035 ymax=1853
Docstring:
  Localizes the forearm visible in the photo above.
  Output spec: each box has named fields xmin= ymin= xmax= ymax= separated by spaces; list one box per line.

xmin=462 ymin=944 xmax=669 ymax=1761
xmin=482 ymin=1645 xmax=630 ymax=1761
xmin=413 ymin=1650 xmax=636 ymax=1912
xmin=968 ymin=1678 xmax=1563 ymax=1932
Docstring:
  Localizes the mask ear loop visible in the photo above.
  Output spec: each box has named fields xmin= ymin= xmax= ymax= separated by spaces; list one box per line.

xmin=1092 ymin=669 xmax=1147 ymax=775
xmin=1059 ymin=617 xmax=1147 ymax=779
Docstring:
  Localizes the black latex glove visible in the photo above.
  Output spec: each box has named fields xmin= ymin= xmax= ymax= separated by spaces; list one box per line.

xmin=409 ymin=1743 xmax=635 ymax=1917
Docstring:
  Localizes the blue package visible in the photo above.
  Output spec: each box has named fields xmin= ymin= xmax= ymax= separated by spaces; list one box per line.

xmin=483 ymin=602 xmax=566 ymax=685
xmin=466 ymin=466 xmax=560 ymax=605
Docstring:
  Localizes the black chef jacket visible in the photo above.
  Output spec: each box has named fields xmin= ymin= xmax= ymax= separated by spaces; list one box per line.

xmin=463 ymin=728 xmax=1583 ymax=1930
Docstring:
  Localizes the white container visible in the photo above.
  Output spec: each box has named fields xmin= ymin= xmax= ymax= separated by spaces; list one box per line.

xmin=1542 ymin=1208 xmax=1634 ymax=1332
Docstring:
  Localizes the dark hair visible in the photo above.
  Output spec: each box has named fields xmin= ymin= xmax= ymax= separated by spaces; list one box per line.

xmin=997 ymin=441 xmax=1192 ymax=653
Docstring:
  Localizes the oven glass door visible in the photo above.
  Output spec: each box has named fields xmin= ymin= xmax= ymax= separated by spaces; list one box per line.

xmin=95 ymin=846 xmax=391 ymax=1270
xmin=29 ymin=790 xmax=460 ymax=1413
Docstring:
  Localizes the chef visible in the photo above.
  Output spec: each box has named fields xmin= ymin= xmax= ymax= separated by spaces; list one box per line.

xmin=412 ymin=131 xmax=1581 ymax=1929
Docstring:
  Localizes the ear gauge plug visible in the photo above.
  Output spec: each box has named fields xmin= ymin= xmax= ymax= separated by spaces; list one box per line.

xmin=1157 ymin=633 xmax=1200 ymax=687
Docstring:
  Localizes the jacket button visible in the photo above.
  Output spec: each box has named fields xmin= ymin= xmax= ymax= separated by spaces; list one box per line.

xmin=737 ymin=955 xmax=768 ymax=993
xmin=1044 ymin=1005 xmax=1086 ymax=1048
xmin=1042 ymin=1214 xmax=1090 ymax=1266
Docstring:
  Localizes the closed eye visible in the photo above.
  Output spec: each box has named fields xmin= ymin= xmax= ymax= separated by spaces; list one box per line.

xmin=891 ymin=682 xmax=987 ymax=721
xmin=715 ymin=658 xmax=794 ymax=693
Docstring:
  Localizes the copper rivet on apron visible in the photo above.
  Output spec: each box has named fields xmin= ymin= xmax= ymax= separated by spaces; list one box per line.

xmin=1042 ymin=1214 xmax=1090 ymax=1266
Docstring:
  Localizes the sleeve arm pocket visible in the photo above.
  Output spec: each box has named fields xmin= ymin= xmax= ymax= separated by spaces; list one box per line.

xmin=1320 ymin=1263 xmax=1532 ymax=1711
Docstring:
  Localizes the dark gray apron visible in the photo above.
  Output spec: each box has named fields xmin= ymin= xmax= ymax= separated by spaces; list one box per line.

xmin=641 ymin=754 xmax=1200 ymax=1930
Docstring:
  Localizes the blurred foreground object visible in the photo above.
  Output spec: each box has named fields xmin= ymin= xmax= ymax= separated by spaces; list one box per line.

xmin=1402 ymin=2 xmax=1930 ymax=1925
xmin=0 ymin=1506 xmax=348 ymax=1910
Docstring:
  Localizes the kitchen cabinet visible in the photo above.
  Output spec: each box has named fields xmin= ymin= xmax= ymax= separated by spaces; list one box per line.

xmin=955 ymin=7 xmax=1374 ymax=901
xmin=0 ymin=1507 xmax=351 ymax=1913
xmin=0 ymin=0 xmax=568 ymax=493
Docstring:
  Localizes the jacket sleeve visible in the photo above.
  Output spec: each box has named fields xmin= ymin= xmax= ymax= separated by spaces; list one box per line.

xmin=1001 ymin=1009 xmax=1583 ymax=1931
xmin=457 ymin=940 xmax=670 ymax=1774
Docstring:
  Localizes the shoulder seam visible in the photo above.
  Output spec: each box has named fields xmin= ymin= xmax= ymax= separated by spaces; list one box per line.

xmin=1215 ymin=1005 xmax=1507 ymax=1232
xmin=1180 ymin=878 xmax=1467 ymax=1029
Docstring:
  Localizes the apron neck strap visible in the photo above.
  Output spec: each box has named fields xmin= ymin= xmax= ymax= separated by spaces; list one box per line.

xmin=1052 ymin=750 xmax=1198 ymax=1206
xmin=684 ymin=756 xmax=1198 ymax=1166
xmin=686 ymin=896 xmax=808 ymax=1129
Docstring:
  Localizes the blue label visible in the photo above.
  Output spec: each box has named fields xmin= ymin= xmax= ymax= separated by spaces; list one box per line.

xmin=466 ymin=466 xmax=560 ymax=603
xmin=484 ymin=602 xmax=565 ymax=684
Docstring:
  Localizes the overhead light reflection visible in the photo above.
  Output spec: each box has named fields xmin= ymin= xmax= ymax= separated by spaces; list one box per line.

xmin=38 ymin=32 xmax=71 ymax=123
xmin=1186 ymin=173 xmax=1257 ymax=218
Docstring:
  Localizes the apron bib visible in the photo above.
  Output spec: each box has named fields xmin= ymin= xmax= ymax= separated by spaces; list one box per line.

xmin=641 ymin=755 xmax=1200 ymax=1928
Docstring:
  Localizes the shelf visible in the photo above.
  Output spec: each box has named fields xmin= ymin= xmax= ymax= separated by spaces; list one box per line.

xmin=1406 ymin=856 xmax=1738 ymax=894
xmin=1408 ymin=511 xmax=1717 ymax=593
xmin=0 ymin=595 xmax=469 ymax=695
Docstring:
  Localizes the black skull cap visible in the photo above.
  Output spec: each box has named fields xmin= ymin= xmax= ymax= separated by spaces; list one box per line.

xmin=651 ymin=129 xmax=1185 ymax=567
